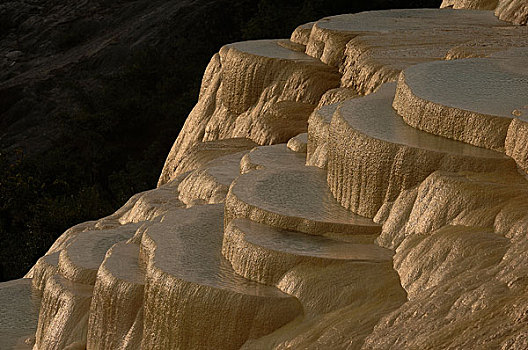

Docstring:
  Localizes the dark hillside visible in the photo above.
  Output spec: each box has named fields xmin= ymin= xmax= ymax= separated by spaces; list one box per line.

xmin=0 ymin=0 xmax=441 ymax=280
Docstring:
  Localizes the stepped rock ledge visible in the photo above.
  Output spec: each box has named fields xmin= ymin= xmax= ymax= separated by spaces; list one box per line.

xmin=2 ymin=2 xmax=528 ymax=349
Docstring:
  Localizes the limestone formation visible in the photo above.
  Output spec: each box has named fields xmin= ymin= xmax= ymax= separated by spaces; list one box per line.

xmin=327 ymin=83 xmax=514 ymax=217
xmin=2 ymin=5 xmax=528 ymax=350
xmin=159 ymin=138 xmax=257 ymax=186
xmin=87 ymin=242 xmax=144 ymax=350
xmin=306 ymin=103 xmax=337 ymax=168
xmin=225 ymin=166 xmax=381 ymax=236
xmin=239 ymin=144 xmax=306 ymax=173
xmin=223 ymin=218 xmax=392 ymax=285
xmin=441 ymin=0 xmax=528 ymax=24
xmin=393 ymin=54 xmax=528 ymax=151
xmin=290 ymin=22 xmax=315 ymax=46
xmin=0 ymin=279 xmax=39 ymax=349
xmin=306 ymin=9 xmax=514 ymax=93
xmin=286 ymin=133 xmax=308 ymax=153
xmin=139 ymin=204 xmax=302 ymax=349
xmin=177 ymin=151 xmax=249 ymax=205
xmin=159 ymin=40 xmax=340 ymax=185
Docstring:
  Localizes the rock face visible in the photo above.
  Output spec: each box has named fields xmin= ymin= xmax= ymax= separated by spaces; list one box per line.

xmin=1 ymin=5 xmax=528 ymax=350
xmin=441 ymin=0 xmax=528 ymax=24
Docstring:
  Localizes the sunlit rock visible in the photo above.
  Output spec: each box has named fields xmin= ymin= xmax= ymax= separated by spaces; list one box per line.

xmin=441 ymin=0 xmax=499 ymax=10
xmin=317 ymin=87 xmax=358 ymax=107
xmin=14 ymin=5 xmax=528 ymax=350
xmin=290 ymin=22 xmax=315 ymax=46
xmin=223 ymin=218 xmax=392 ymax=285
xmin=394 ymin=54 xmax=528 ymax=151
xmin=495 ymin=0 xmax=528 ymax=24
xmin=87 ymin=242 xmax=144 ymax=350
xmin=159 ymin=138 xmax=257 ymax=185
xmin=139 ymin=204 xmax=302 ymax=349
xmin=34 ymin=275 xmax=93 ymax=350
xmin=57 ymin=226 xmax=136 ymax=285
xmin=178 ymin=151 xmax=248 ymax=205
xmin=225 ymin=166 xmax=381 ymax=235
xmin=441 ymin=0 xmax=527 ymax=24
xmin=159 ymin=39 xmax=340 ymax=185
xmin=363 ymin=226 xmax=528 ymax=350
xmin=306 ymin=103 xmax=337 ymax=169
xmin=32 ymin=253 xmax=60 ymax=295
xmin=327 ymin=83 xmax=515 ymax=217
xmin=116 ymin=181 xmax=185 ymax=224
xmin=0 ymin=279 xmax=39 ymax=349
xmin=286 ymin=133 xmax=307 ymax=153
xmin=239 ymin=144 xmax=305 ymax=174
xmin=306 ymin=9 xmax=511 ymax=94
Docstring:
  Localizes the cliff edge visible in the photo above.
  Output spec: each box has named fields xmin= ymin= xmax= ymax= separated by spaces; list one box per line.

xmin=1 ymin=3 xmax=528 ymax=349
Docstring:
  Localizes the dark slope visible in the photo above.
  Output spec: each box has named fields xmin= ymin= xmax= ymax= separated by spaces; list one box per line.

xmin=0 ymin=0 xmax=441 ymax=280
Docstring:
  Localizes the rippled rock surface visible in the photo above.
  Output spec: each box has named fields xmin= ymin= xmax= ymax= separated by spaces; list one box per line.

xmin=1 ymin=4 xmax=527 ymax=350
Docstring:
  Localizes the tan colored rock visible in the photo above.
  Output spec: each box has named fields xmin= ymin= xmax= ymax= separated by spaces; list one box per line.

xmin=306 ymin=103 xmax=337 ymax=169
xmin=327 ymin=83 xmax=514 ymax=217
xmin=495 ymin=0 xmax=528 ymax=24
xmin=223 ymin=218 xmax=392 ymax=286
xmin=404 ymin=170 xmax=528 ymax=235
xmin=0 ymin=279 xmax=39 ymax=350
xmin=376 ymin=168 xmax=528 ymax=244
xmin=286 ymin=133 xmax=308 ymax=153
xmin=290 ymin=22 xmax=315 ymax=46
xmin=441 ymin=0 xmax=499 ymax=10
xmin=159 ymin=40 xmax=340 ymax=186
xmin=242 ymin=260 xmax=406 ymax=349
xmin=239 ymin=144 xmax=306 ymax=174
xmin=57 ymin=225 xmax=136 ymax=285
xmin=374 ymin=187 xmax=418 ymax=250
xmin=31 ymin=176 xmax=186 ymax=270
xmin=139 ymin=204 xmax=302 ymax=350
xmin=228 ymin=100 xmax=315 ymax=146
xmin=159 ymin=138 xmax=257 ymax=185
xmin=362 ymin=226 xmax=528 ymax=350
xmin=276 ymin=39 xmax=306 ymax=53
xmin=305 ymin=9 xmax=509 ymax=94
xmin=16 ymin=7 xmax=528 ymax=350
xmin=177 ymin=151 xmax=247 ymax=205
xmin=117 ymin=182 xmax=185 ymax=224
xmin=32 ymin=252 xmax=60 ymax=294
xmin=34 ymin=275 xmax=93 ymax=350
xmin=225 ymin=166 xmax=380 ymax=236
xmin=393 ymin=55 xmax=528 ymax=151
xmin=340 ymin=30 xmax=479 ymax=94
xmin=444 ymin=27 xmax=528 ymax=59
xmin=505 ymin=66 xmax=528 ymax=171
xmin=87 ymin=242 xmax=144 ymax=350
xmin=394 ymin=226 xmax=509 ymax=298
xmin=156 ymin=53 xmax=224 ymax=186
xmin=441 ymin=0 xmax=527 ymax=24
xmin=317 ymin=87 xmax=358 ymax=107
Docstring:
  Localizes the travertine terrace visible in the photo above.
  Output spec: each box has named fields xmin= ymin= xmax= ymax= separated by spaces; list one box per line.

xmin=1 ymin=3 xmax=528 ymax=349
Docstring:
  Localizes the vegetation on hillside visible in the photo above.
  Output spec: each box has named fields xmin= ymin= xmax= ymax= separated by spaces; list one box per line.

xmin=0 ymin=0 xmax=441 ymax=281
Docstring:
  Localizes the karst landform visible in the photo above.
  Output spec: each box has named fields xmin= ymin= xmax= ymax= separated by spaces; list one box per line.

xmin=1 ymin=1 xmax=528 ymax=349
